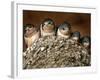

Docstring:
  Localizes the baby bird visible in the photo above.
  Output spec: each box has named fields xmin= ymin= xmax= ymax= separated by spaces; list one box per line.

xmin=40 ymin=18 xmax=55 ymax=37
xmin=24 ymin=24 xmax=40 ymax=48
xmin=71 ymin=31 xmax=80 ymax=43
xmin=57 ymin=22 xmax=71 ymax=39
xmin=81 ymin=36 xmax=90 ymax=49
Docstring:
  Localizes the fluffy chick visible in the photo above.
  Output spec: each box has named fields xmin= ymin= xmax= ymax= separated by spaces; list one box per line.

xmin=24 ymin=24 xmax=40 ymax=48
xmin=57 ymin=22 xmax=71 ymax=39
xmin=40 ymin=18 xmax=55 ymax=37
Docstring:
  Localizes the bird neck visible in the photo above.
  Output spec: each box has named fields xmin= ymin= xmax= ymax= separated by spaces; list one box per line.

xmin=25 ymin=31 xmax=38 ymax=38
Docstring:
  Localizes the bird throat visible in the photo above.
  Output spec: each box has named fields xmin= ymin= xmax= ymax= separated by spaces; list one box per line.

xmin=25 ymin=31 xmax=38 ymax=38
xmin=42 ymin=25 xmax=54 ymax=33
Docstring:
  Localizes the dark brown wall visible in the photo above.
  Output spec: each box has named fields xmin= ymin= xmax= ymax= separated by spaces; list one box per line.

xmin=23 ymin=10 xmax=91 ymax=51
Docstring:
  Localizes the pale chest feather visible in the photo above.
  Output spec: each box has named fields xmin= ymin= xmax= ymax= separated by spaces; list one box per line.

xmin=41 ymin=30 xmax=55 ymax=36
xmin=40 ymin=26 xmax=55 ymax=36
xmin=24 ymin=32 xmax=40 ymax=47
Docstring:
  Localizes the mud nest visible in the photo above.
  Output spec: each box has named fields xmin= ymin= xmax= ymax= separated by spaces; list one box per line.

xmin=23 ymin=36 xmax=91 ymax=69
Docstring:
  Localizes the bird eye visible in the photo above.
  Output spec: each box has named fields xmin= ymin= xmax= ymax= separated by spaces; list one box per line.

xmin=28 ymin=26 xmax=33 ymax=28
xmin=48 ymin=22 xmax=51 ymax=24
xmin=25 ymin=29 xmax=28 ymax=31
xmin=62 ymin=27 xmax=65 ymax=30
